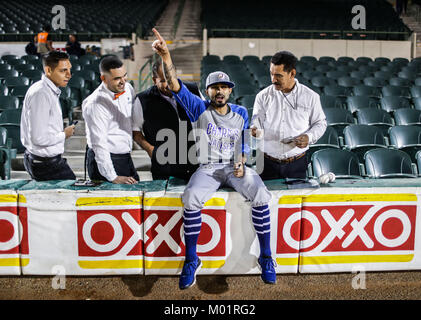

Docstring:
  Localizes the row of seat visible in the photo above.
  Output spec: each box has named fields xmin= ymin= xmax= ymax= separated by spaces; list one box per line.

xmin=310 ymin=147 xmax=420 ymax=179
xmin=0 ymin=0 xmax=168 ymax=41
xmin=202 ymin=0 xmax=410 ymax=40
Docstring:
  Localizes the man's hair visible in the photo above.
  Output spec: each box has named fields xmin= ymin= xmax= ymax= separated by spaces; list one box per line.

xmin=99 ymin=55 xmax=123 ymax=74
xmin=42 ymin=51 xmax=69 ymax=70
xmin=270 ymin=51 xmax=298 ymax=73
xmin=43 ymin=25 xmax=51 ymax=32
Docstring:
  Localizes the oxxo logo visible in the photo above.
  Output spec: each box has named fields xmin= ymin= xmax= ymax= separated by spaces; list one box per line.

xmin=143 ymin=209 xmax=226 ymax=257
xmin=277 ymin=204 xmax=416 ymax=254
xmin=77 ymin=209 xmax=143 ymax=257
xmin=0 ymin=206 xmax=28 ymax=256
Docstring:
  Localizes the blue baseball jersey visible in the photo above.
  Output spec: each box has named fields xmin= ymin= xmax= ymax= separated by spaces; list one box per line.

xmin=173 ymin=80 xmax=250 ymax=164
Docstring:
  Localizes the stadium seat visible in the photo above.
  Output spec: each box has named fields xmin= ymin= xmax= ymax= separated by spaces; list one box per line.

xmin=21 ymin=69 xmax=42 ymax=83
xmin=311 ymin=148 xmax=363 ymax=179
xmin=0 ymin=96 xmax=19 ymax=111
xmin=320 ymin=95 xmax=346 ymax=109
xmin=4 ymin=76 xmax=30 ymax=90
xmin=389 ymin=77 xmax=412 ymax=87
xmin=388 ymin=125 xmax=421 ymax=159
xmin=318 ymin=56 xmax=336 ymax=64
xmin=415 ymin=150 xmax=421 ymax=176
xmin=0 ymin=69 xmax=18 ymax=82
xmin=375 ymin=57 xmax=391 ymax=65
xmin=353 ymin=84 xmax=381 ymax=98
xmin=337 ymin=77 xmax=361 ymax=88
xmin=350 ymin=71 xmax=370 ymax=81
xmin=324 ymin=108 xmax=355 ymax=136
xmin=343 ymin=124 xmax=388 ymax=162
xmin=410 ymin=86 xmax=421 ymax=98
xmin=356 ymin=57 xmax=373 ymax=64
xmin=302 ymin=70 xmax=323 ymax=80
xmin=310 ymin=76 xmax=335 ymax=89
xmin=355 ymin=108 xmax=394 ymax=137
xmin=398 ymin=70 xmax=417 ymax=82
xmin=307 ymin=126 xmax=341 ymax=161
xmin=326 ymin=70 xmax=347 ymax=81
xmin=346 ymin=96 xmax=380 ymax=113
xmin=323 ymin=84 xmax=351 ymax=97
xmin=364 ymin=148 xmax=416 ymax=178
xmin=364 ymin=77 xmax=388 ymax=88
xmin=315 ymin=64 xmax=333 ymax=73
xmin=380 ymin=96 xmax=411 ymax=113
xmin=10 ymin=85 xmax=30 ymax=106
xmin=238 ymin=94 xmax=256 ymax=110
xmin=14 ymin=64 xmax=35 ymax=74
xmin=0 ymin=109 xmax=24 ymax=153
xmin=381 ymin=85 xmax=411 ymax=99
xmin=0 ymin=126 xmax=16 ymax=180
xmin=0 ymin=84 xmax=8 ymax=96
xmin=393 ymin=108 xmax=421 ymax=125
xmin=374 ymin=71 xmax=393 ymax=80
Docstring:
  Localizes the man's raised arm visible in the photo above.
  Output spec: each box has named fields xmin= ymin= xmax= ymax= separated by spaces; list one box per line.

xmin=152 ymin=28 xmax=180 ymax=93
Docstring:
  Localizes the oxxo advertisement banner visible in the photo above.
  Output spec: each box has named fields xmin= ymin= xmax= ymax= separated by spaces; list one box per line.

xmin=0 ymin=186 xmax=420 ymax=275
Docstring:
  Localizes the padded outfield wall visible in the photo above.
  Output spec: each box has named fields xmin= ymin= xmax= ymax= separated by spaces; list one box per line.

xmin=0 ymin=178 xmax=421 ymax=276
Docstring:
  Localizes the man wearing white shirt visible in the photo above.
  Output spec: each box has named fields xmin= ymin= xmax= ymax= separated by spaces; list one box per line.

xmin=251 ymin=51 xmax=327 ymax=180
xmin=82 ymin=55 xmax=139 ymax=184
xmin=21 ymin=51 xmax=76 ymax=181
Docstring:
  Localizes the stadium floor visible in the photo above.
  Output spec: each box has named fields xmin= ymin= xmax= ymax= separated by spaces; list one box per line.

xmin=1 ymin=271 xmax=421 ymax=300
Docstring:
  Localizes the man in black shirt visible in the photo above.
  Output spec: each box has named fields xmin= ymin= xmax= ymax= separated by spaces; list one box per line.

xmin=132 ymin=59 xmax=200 ymax=180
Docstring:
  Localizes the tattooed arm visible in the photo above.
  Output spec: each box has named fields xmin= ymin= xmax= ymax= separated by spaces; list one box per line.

xmin=151 ymin=28 xmax=181 ymax=93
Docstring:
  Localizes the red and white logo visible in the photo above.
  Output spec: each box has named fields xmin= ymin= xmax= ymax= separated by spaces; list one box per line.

xmin=277 ymin=204 xmax=416 ymax=254
xmin=0 ymin=206 xmax=28 ymax=255
xmin=143 ymin=208 xmax=227 ymax=258
xmin=77 ymin=209 xmax=142 ymax=257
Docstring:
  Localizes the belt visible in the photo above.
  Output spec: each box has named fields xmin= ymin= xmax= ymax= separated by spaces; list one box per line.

xmin=264 ymin=152 xmax=306 ymax=164
xmin=26 ymin=151 xmax=61 ymax=163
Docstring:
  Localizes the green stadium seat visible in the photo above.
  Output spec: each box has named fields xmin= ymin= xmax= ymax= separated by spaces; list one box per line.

xmin=0 ymin=96 xmax=19 ymax=111
xmin=337 ymin=77 xmax=361 ymax=88
xmin=0 ymin=126 xmax=16 ymax=179
xmin=380 ymin=96 xmax=411 ymax=113
xmin=411 ymin=86 xmax=421 ymax=98
xmin=388 ymin=125 xmax=421 ymax=159
xmin=320 ymin=95 xmax=346 ymax=109
xmin=318 ymin=56 xmax=335 ymax=64
xmin=4 ymin=76 xmax=30 ymax=90
xmin=323 ymin=84 xmax=351 ymax=97
xmin=0 ymin=84 xmax=8 ymax=96
xmin=21 ymin=69 xmax=42 ymax=83
xmin=346 ymin=96 xmax=380 ymax=113
xmin=343 ymin=124 xmax=388 ymax=162
xmin=353 ymin=84 xmax=381 ymax=98
xmin=14 ymin=64 xmax=35 ymax=74
xmin=307 ymin=126 xmax=340 ymax=162
xmin=310 ymin=76 xmax=335 ymax=89
xmin=324 ymin=108 xmax=355 ymax=136
xmin=10 ymin=85 xmax=30 ymax=106
xmin=389 ymin=77 xmax=412 ymax=87
xmin=364 ymin=148 xmax=416 ymax=178
xmin=381 ymin=85 xmax=411 ymax=99
xmin=393 ymin=108 xmax=421 ymax=126
xmin=311 ymin=148 xmax=363 ymax=179
xmin=363 ymin=77 xmax=387 ymax=88
xmin=355 ymin=108 xmax=394 ymax=137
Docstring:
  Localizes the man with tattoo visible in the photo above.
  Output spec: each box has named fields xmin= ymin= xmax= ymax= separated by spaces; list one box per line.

xmin=152 ymin=28 xmax=276 ymax=290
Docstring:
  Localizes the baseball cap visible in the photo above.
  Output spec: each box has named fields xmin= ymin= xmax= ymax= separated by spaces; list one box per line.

xmin=205 ymin=71 xmax=235 ymax=89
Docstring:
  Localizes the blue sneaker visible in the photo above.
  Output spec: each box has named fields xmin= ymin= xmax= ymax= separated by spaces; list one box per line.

xmin=179 ymin=258 xmax=202 ymax=290
xmin=258 ymin=256 xmax=277 ymax=284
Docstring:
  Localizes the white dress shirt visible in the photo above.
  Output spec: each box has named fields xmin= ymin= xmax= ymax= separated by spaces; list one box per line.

xmin=21 ymin=75 xmax=66 ymax=157
xmin=251 ymin=79 xmax=327 ymax=160
xmin=82 ymin=82 xmax=135 ymax=182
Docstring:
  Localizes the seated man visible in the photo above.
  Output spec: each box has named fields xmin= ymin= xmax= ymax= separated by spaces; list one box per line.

xmin=152 ymin=28 xmax=276 ymax=290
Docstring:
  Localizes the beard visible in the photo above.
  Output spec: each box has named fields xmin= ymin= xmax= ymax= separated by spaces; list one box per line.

xmin=211 ymin=94 xmax=227 ymax=108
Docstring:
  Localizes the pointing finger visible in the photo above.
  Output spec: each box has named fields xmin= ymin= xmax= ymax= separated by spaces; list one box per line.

xmin=152 ymin=28 xmax=164 ymax=42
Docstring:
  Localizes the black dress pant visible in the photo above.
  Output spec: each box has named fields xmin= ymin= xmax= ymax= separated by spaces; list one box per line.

xmin=24 ymin=151 xmax=76 ymax=181
xmin=87 ymin=148 xmax=139 ymax=182
xmin=259 ymin=153 xmax=308 ymax=181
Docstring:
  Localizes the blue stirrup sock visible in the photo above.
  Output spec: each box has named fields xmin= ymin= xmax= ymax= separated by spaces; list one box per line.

xmin=252 ymin=205 xmax=272 ymax=258
xmin=183 ymin=209 xmax=202 ymax=261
